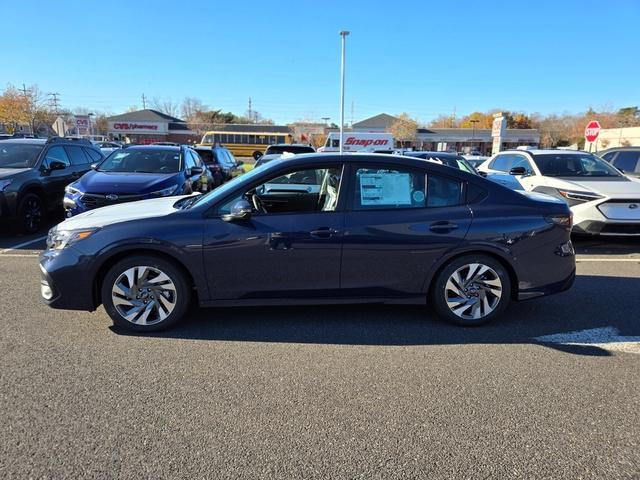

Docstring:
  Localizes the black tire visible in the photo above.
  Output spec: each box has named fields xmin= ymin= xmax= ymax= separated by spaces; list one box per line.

xmin=430 ymin=254 xmax=511 ymax=327
xmin=101 ymin=255 xmax=191 ymax=332
xmin=17 ymin=193 xmax=45 ymax=234
xmin=253 ymin=151 xmax=263 ymax=160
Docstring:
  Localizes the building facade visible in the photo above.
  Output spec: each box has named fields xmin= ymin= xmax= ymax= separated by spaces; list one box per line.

xmin=348 ymin=113 xmax=540 ymax=154
xmin=106 ymin=109 xmax=198 ymax=144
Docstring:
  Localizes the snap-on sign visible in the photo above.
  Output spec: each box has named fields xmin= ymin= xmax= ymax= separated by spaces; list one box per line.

xmin=344 ymin=137 xmax=389 ymax=146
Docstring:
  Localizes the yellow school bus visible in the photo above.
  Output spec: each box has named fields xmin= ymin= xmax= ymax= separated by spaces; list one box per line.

xmin=200 ymin=129 xmax=293 ymax=159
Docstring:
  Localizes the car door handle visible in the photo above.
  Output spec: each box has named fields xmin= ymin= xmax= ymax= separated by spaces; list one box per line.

xmin=309 ymin=227 xmax=338 ymax=238
xmin=429 ymin=221 xmax=458 ymax=233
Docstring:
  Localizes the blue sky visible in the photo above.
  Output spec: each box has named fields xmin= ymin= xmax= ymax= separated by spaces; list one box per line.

xmin=2 ymin=0 xmax=639 ymax=124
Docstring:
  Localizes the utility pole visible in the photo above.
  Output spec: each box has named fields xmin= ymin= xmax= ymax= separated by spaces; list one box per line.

xmin=470 ymin=119 xmax=478 ymax=151
xmin=48 ymin=92 xmax=61 ymax=115
xmin=141 ymin=93 xmax=147 ymax=109
xmin=248 ymin=97 xmax=253 ymax=123
xmin=20 ymin=84 xmax=32 ymax=134
xmin=339 ymin=30 xmax=350 ymax=154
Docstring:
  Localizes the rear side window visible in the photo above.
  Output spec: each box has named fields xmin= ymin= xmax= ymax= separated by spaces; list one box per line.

xmin=352 ymin=165 xmax=462 ymax=210
xmin=612 ymin=151 xmax=640 ymax=173
xmin=65 ymin=146 xmax=90 ymax=165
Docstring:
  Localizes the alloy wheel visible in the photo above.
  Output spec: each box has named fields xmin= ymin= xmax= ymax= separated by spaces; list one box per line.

xmin=111 ymin=266 xmax=177 ymax=325
xmin=24 ymin=197 xmax=42 ymax=232
xmin=444 ymin=263 xmax=503 ymax=320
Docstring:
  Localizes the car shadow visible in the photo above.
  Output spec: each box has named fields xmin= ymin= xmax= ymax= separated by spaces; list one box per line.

xmin=111 ymin=275 xmax=640 ymax=357
xmin=572 ymin=235 xmax=640 ymax=256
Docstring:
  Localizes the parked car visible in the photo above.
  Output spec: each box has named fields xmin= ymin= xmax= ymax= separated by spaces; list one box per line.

xmin=93 ymin=141 xmax=122 ymax=156
xmin=63 ymin=144 xmax=212 ymax=216
xmin=191 ymin=145 xmax=243 ymax=186
xmin=263 ymin=143 xmax=316 ymax=155
xmin=478 ymin=149 xmax=640 ymax=235
xmin=598 ymin=147 xmax=640 ymax=178
xmin=402 ymin=151 xmax=479 ymax=175
xmin=463 ymin=155 xmax=489 ymax=169
xmin=41 ymin=153 xmax=575 ymax=332
xmin=0 ymin=137 xmax=103 ymax=232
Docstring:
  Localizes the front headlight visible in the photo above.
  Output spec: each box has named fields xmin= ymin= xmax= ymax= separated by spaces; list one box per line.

xmin=151 ymin=185 xmax=180 ymax=197
xmin=557 ymin=189 xmax=604 ymax=203
xmin=46 ymin=228 xmax=99 ymax=250
xmin=65 ymin=184 xmax=80 ymax=195
xmin=0 ymin=179 xmax=12 ymax=191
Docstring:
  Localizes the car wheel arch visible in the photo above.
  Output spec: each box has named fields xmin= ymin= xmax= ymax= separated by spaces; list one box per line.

xmin=422 ymin=247 xmax=519 ymax=301
xmin=93 ymin=248 xmax=198 ymax=309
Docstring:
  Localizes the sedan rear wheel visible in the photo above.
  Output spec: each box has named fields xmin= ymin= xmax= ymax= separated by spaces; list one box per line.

xmin=432 ymin=255 xmax=511 ymax=326
xmin=102 ymin=256 xmax=190 ymax=332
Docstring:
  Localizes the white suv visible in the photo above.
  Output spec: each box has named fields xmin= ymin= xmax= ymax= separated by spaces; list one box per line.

xmin=478 ymin=149 xmax=640 ymax=236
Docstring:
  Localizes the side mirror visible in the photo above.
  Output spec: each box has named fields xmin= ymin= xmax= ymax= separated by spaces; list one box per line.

xmin=478 ymin=171 xmax=488 ymax=178
xmin=222 ymin=199 xmax=252 ymax=222
xmin=49 ymin=161 xmax=67 ymax=171
xmin=90 ymin=163 xmax=98 ymax=170
xmin=189 ymin=166 xmax=204 ymax=175
xmin=509 ymin=166 xmax=527 ymax=176
xmin=236 ymin=160 xmax=244 ymax=166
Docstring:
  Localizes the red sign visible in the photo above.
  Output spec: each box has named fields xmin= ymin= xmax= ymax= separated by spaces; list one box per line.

xmin=584 ymin=121 xmax=601 ymax=143
xmin=113 ymin=123 xmax=159 ymax=130
xmin=344 ymin=137 xmax=389 ymax=147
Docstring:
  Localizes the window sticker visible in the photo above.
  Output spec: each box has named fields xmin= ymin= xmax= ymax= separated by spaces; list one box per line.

xmin=360 ymin=172 xmax=412 ymax=206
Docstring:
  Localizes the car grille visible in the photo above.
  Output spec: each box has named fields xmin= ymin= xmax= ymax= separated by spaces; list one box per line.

xmin=80 ymin=193 xmax=146 ymax=209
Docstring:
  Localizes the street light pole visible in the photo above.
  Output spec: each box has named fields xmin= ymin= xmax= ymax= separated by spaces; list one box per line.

xmin=339 ymin=30 xmax=350 ymax=155
xmin=470 ymin=119 xmax=478 ymax=152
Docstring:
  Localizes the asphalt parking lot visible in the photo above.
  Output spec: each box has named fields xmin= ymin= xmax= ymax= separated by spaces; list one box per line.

xmin=0 ymin=231 xmax=639 ymax=479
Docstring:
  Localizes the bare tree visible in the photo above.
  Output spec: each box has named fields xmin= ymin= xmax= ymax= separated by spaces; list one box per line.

xmin=181 ymin=97 xmax=206 ymax=122
xmin=151 ymin=97 xmax=180 ymax=117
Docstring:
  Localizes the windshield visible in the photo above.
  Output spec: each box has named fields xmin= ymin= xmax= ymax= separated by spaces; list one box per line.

xmin=266 ymin=145 xmax=314 ymax=155
xmin=535 ymin=153 xmax=621 ymax=177
xmin=181 ymin=160 xmax=279 ymax=209
xmin=99 ymin=149 xmax=181 ymax=173
xmin=0 ymin=144 xmax=43 ymax=168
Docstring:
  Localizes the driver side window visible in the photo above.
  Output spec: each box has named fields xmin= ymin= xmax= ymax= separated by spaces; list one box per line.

xmin=219 ymin=166 xmax=343 ymax=216
xmin=43 ymin=146 xmax=71 ymax=169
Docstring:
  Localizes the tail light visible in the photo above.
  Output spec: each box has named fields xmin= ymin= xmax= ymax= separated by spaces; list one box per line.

xmin=545 ymin=212 xmax=573 ymax=230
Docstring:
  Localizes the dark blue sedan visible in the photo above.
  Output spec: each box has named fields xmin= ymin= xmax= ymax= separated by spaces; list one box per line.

xmin=63 ymin=145 xmax=211 ymax=216
xmin=40 ymin=154 xmax=575 ymax=331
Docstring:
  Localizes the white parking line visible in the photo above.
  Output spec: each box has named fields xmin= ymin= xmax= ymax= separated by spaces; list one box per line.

xmin=0 ymin=235 xmax=47 ymax=255
xmin=576 ymin=257 xmax=640 ymax=262
xmin=0 ymin=253 xmax=40 ymax=258
xmin=534 ymin=327 xmax=640 ymax=354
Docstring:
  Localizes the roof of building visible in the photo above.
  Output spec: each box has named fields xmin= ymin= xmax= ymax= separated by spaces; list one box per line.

xmin=352 ymin=113 xmax=398 ymax=129
xmin=106 ymin=109 xmax=185 ymax=123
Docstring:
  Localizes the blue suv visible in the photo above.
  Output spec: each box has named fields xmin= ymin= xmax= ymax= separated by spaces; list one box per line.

xmin=63 ymin=145 xmax=212 ymax=216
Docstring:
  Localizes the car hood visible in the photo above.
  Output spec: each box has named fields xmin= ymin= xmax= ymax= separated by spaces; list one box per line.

xmin=545 ymin=176 xmax=640 ymax=197
xmin=0 ymin=167 xmax=30 ymax=179
xmin=58 ymin=195 xmax=191 ymax=230
xmin=76 ymin=170 xmax=180 ymax=194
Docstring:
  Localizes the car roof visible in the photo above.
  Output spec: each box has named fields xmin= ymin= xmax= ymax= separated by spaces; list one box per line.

xmin=1 ymin=138 xmax=47 ymax=145
xmin=124 ymin=144 xmax=181 ymax=151
xmin=267 ymin=153 xmax=480 ymax=178
xmin=597 ymin=146 xmax=640 ymax=153
xmin=498 ymin=149 xmax=590 ymax=156
xmin=404 ymin=151 xmax=463 ymax=159
xmin=268 ymin=143 xmax=313 ymax=147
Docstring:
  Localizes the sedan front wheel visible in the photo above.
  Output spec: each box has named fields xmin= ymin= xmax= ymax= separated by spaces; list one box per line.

xmin=101 ymin=256 xmax=191 ymax=332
